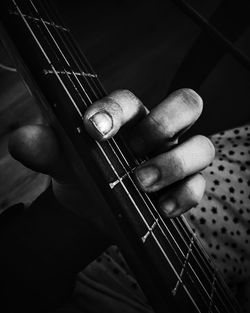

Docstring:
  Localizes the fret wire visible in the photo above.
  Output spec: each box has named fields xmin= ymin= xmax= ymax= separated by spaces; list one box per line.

xmin=13 ymin=1 xmax=240 ymax=310
xmin=170 ymin=216 xmax=218 ymax=289
xmin=208 ymin=271 xmax=217 ymax=313
xmin=9 ymin=9 xmax=70 ymax=32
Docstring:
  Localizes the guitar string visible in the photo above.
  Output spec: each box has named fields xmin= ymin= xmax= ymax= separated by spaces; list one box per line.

xmin=28 ymin=3 xmax=210 ymax=307
xmin=13 ymin=1 xmax=202 ymax=311
xmin=52 ymin=27 xmax=238 ymax=313
xmin=25 ymin=1 xmax=236 ymax=310
xmin=41 ymin=1 xmax=228 ymax=289
xmin=17 ymin=1 xmax=238 ymax=310
xmin=47 ymin=12 xmax=239 ymax=312
xmin=32 ymin=3 xmax=225 ymax=310
xmin=17 ymin=1 xmax=236 ymax=310
xmin=13 ymin=1 xmax=238 ymax=311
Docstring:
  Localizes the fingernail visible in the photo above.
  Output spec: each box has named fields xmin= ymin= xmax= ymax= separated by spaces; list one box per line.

xmin=136 ymin=166 xmax=160 ymax=188
xmin=161 ymin=199 xmax=176 ymax=217
xmin=89 ymin=112 xmax=113 ymax=135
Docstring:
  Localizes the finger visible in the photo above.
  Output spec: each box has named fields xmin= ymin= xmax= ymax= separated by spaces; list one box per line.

xmin=83 ymin=89 xmax=148 ymax=141
xmin=8 ymin=125 xmax=71 ymax=181
xmin=130 ymin=88 xmax=203 ymax=155
xmin=135 ymin=135 xmax=214 ymax=192
xmin=159 ymin=173 xmax=206 ymax=218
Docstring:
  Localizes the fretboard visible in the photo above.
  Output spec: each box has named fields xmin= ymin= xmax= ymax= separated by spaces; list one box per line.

xmin=0 ymin=1 xmax=242 ymax=312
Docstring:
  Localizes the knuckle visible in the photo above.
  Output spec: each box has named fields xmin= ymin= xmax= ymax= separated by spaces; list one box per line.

xmin=108 ymin=89 xmax=146 ymax=122
xmin=148 ymin=114 xmax=168 ymax=133
xmin=147 ymin=113 xmax=176 ymax=140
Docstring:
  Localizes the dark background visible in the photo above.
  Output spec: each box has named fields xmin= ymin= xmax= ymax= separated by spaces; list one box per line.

xmin=0 ymin=0 xmax=249 ymax=211
xmin=54 ymin=0 xmax=250 ymax=136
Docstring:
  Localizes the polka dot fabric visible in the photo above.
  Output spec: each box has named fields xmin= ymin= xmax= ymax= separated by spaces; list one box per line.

xmin=185 ymin=124 xmax=250 ymax=284
xmin=185 ymin=124 xmax=250 ymax=311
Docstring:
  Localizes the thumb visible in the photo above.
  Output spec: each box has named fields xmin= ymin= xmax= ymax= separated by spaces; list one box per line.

xmin=8 ymin=125 xmax=69 ymax=181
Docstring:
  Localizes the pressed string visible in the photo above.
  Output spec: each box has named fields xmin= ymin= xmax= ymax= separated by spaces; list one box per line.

xmin=12 ymin=1 xmax=240 ymax=310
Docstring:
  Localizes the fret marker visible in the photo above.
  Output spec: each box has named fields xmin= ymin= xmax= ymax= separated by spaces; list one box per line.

xmin=141 ymin=219 xmax=159 ymax=243
xmin=172 ymin=236 xmax=194 ymax=296
xmin=77 ymin=127 xmax=82 ymax=134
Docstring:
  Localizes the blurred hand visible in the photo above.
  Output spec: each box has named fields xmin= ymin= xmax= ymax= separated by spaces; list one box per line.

xmin=9 ymin=88 xmax=215 ymax=238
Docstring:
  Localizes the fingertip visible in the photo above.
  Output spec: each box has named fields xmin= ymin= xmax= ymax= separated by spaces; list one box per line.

xmin=159 ymin=173 xmax=206 ymax=218
xmin=175 ymin=88 xmax=203 ymax=115
xmin=159 ymin=198 xmax=176 ymax=218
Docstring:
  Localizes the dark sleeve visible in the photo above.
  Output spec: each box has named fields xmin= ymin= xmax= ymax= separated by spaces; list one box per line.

xmin=0 ymin=186 xmax=109 ymax=313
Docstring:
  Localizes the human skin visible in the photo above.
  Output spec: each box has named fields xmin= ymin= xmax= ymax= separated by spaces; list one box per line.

xmin=9 ymin=88 xmax=215 ymax=241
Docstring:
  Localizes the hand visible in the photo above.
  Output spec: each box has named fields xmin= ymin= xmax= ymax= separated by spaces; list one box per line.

xmin=9 ymin=88 xmax=215 ymax=238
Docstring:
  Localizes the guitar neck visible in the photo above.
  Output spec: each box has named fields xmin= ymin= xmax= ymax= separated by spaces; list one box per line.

xmin=0 ymin=1 xmax=241 ymax=312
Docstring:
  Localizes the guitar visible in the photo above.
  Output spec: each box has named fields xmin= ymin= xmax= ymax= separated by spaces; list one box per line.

xmin=0 ymin=1 xmax=242 ymax=312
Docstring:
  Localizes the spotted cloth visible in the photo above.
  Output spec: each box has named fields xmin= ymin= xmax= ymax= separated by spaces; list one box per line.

xmin=56 ymin=124 xmax=250 ymax=313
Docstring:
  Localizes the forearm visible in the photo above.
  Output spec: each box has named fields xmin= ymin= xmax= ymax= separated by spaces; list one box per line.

xmin=0 ymin=186 xmax=110 ymax=312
